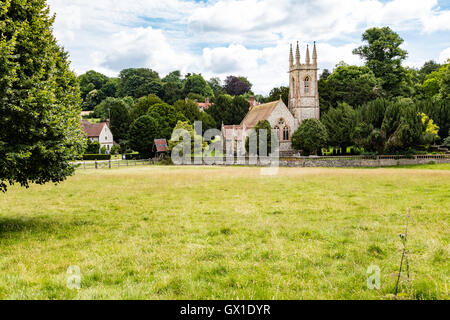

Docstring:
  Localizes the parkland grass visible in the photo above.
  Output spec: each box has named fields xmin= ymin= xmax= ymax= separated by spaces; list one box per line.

xmin=0 ymin=165 xmax=448 ymax=299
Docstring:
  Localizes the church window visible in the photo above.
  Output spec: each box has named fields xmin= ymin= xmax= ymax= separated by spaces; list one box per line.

xmin=275 ymin=126 xmax=280 ymax=140
xmin=304 ymin=76 xmax=310 ymax=94
xmin=283 ymin=126 xmax=290 ymax=141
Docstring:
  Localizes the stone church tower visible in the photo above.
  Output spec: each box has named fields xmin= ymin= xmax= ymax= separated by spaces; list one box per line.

xmin=288 ymin=42 xmax=320 ymax=125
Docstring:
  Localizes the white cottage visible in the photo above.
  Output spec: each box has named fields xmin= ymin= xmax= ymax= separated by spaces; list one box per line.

xmin=81 ymin=120 xmax=114 ymax=153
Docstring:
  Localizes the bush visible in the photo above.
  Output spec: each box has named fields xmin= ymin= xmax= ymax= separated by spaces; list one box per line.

xmin=443 ymin=131 xmax=450 ymax=148
xmin=124 ymin=153 xmax=140 ymax=160
xmin=83 ymin=154 xmax=111 ymax=161
xmin=292 ymin=119 xmax=329 ymax=155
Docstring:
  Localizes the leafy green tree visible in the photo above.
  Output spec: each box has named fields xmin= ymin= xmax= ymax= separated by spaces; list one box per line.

xmin=93 ymin=97 xmax=132 ymax=120
xmin=443 ymin=131 xmax=450 ymax=148
xmin=322 ymin=103 xmax=357 ymax=153
xmin=207 ymin=94 xmax=234 ymax=128
xmin=382 ymin=100 xmax=423 ymax=152
xmin=183 ymin=74 xmax=214 ymax=98
xmin=83 ymin=89 xmax=102 ymax=110
xmin=148 ymin=103 xmax=187 ymax=139
xmin=0 ymin=0 xmax=85 ymax=192
xmin=353 ymin=27 xmax=408 ymax=96
xmin=174 ymin=99 xmax=202 ymax=124
xmin=228 ymin=96 xmax=250 ymax=125
xmin=168 ymin=121 xmax=207 ymax=155
xmin=162 ymin=82 xmax=183 ymax=105
xmin=163 ymin=70 xmax=182 ymax=84
xmin=245 ymin=120 xmax=273 ymax=156
xmin=130 ymin=94 xmax=163 ymax=121
xmin=128 ymin=115 xmax=160 ymax=158
xmin=418 ymin=60 xmax=441 ymax=81
xmin=265 ymin=86 xmax=289 ymax=106
xmin=324 ymin=64 xmax=380 ymax=107
xmin=85 ymin=139 xmax=101 ymax=154
xmin=208 ymin=77 xmax=225 ymax=98
xmin=109 ymin=101 xmax=131 ymax=143
xmin=117 ymin=68 xmax=162 ymax=99
xmin=99 ymin=78 xmax=119 ymax=99
xmin=291 ymin=119 xmax=328 ymax=155
xmin=79 ymin=70 xmax=109 ymax=100
xmin=206 ymin=94 xmax=249 ymax=128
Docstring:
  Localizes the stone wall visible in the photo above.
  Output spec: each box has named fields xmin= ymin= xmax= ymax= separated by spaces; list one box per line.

xmin=198 ymin=155 xmax=450 ymax=167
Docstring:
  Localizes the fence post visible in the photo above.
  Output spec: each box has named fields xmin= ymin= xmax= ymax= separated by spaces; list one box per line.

xmin=95 ymin=161 xmax=97 ymax=169
xmin=84 ymin=161 xmax=86 ymax=170
xmin=109 ymin=160 xmax=111 ymax=169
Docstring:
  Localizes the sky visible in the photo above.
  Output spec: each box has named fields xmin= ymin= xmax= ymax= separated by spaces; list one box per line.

xmin=47 ymin=0 xmax=450 ymax=95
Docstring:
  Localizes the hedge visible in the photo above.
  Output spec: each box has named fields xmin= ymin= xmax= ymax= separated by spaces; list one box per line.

xmin=124 ymin=153 xmax=140 ymax=160
xmin=83 ymin=154 xmax=111 ymax=161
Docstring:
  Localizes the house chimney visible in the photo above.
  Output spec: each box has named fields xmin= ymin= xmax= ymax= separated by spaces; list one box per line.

xmin=249 ymin=96 xmax=255 ymax=106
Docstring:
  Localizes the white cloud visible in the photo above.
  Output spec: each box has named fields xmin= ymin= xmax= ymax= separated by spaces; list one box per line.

xmin=439 ymin=48 xmax=450 ymax=64
xmin=46 ymin=0 xmax=450 ymax=94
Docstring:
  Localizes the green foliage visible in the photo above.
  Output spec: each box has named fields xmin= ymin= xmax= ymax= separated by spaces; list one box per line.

xmin=322 ymin=103 xmax=357 ymax=151
xmin=264 ymin=87 xmax=289 ymax=106
xmin=82 ymin=154 xmax=111 ymax=161
xmin=110 ymin=144 xmax=120 ymax=155
xmin=291 ymin=119 xmax=329 ymax=155
xmin=442 ymin=131 xmax=450 ymax=148
xmin=79 ymin=70 xmax=109 ymax=100
xmin=206 ymin=94 xmax=249 ymax=128
xmin=147 ymin=103 xmax=187 ymax=140
xmin=162 ymin=82 xmax=183 ymax=105
xmin=109 ymin=101 xmax=131 ymax=142
xmin=208 ymin=77 xmax=225 ymax=98
xmin=128 ymin=115 xmax=160 ymax=158
xmin=130 ymin=94 xmax=163 ymax=121
xmin=93 ymin=97 xmax=132 ymax=119
xmin=85 ymin=139 xmax=101 ymax=154
xmin=352 ymin=98 xmax=438 ymax=153
xmin=353 ymin=27 xmax=408 ymax=97
xmin=183 ymin=74 xmax=214 ymax=98
xmin=0 ymin=0 xmax=86 ymax=192
xmin=168 ymin=121 xmax=207 ymax=155
xmin=117 ymin=68 xmax=162 ymax=99
xmin=245 ymin=120 xmax=273 ymax=155
xmin=321 ymin=65 xmax=380 ymax=108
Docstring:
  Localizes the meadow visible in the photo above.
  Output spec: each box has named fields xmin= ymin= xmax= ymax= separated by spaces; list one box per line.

xmin=0 ymin=165 xmax=448 ymax=300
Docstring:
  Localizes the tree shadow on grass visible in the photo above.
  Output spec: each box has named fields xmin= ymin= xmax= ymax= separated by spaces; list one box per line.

xmin=0 ymin=216 xmax=79 ymax=240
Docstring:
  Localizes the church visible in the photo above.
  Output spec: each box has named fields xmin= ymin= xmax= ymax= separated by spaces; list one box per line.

xmin=222 ymin=42 xmax=320 ymax=155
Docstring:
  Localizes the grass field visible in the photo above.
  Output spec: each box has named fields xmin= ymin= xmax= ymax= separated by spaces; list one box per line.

xmin=0 ymin=165 xmax=448 ymax=300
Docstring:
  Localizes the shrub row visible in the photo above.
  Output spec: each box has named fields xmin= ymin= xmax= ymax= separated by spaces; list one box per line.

xmin=82 ymin=154 xmax=111 ymax=161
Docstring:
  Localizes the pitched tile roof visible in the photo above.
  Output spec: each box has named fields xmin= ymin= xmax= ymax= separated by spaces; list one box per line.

xmin=81 ymin=120 xmax=107 ymax=138
xmin=154 ymin=139 xmax=169 ymax=152
xmin=240 ymin=100 xmax=279 ymax=129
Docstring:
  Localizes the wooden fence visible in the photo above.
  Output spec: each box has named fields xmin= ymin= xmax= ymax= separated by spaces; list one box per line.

xmin=72 ymin=159 xmax=154 ymax=170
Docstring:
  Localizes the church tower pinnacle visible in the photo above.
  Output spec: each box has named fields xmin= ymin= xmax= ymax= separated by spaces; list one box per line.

xmin=305 ymin=45 xmax=310 ymax=65
xmin=312 ymin=41 xmax=317 ymax=65
xmin=288 ymin=42 xmax=320 ymax=125
xmin=289 ymin=44 xmax=294 ymax=68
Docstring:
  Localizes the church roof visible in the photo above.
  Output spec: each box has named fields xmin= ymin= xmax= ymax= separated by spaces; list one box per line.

xmin=240 ymin=100 xmax=279 ymax=128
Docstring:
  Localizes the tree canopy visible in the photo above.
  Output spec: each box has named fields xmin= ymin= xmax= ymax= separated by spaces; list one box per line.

xmin=0 ymin=0 xmax=85 ymax=192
